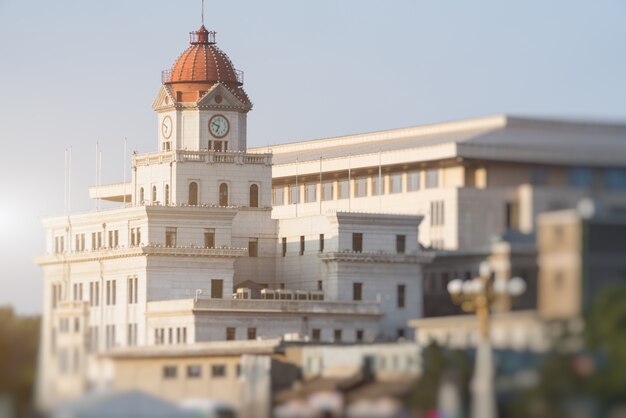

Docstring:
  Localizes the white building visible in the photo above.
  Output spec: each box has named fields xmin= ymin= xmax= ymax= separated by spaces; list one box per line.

xmin=36 ymin=21 xmax=626 ymax=411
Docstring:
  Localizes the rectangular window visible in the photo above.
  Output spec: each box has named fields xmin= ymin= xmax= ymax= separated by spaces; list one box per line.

xmin=317 ymin=280 xmax=323 ymax=291
xmin=163 ymin=365 xmax=177 ymax=379
xmin=397 ymin=284 xmax=406 ymax=308
xmin=127 ymin=277 xmax=138 ymax=304
xmin=272 ymin=187 xmax=284 ymax=206
xmin=165 ymin=227 xmax=177 ymax=247
xmin=187 ymin=365 xmax=202 ymax=378
xmin=89 ymin=282 xmax=94 ymax=307
xmin=312 ymin=329 xmax=321 ymax=342
xmin=505 ymin=201 xmax=520 ymax=230
xmin=353 ymin=283 xmax=363 ymax=301
xmin=106 ymin=281 xmax=111 ymax=305
xmin=319 ymin=234 xmax=324 ymax=253
xmin=130 ymin=227 xmax=141 ymax=246
xmin=569 ymin=168 xmax=593 ymax=188
xmin=204 ymin=228 xmax=215 ymax=248
xmin=425 ymin=169 xmax=439 ymax=188
xmin=289 ymin=185 xmax=300 ymax=205
xmin=299 ymin=235 xmax=305 ymax=255
xmin=396 ymin=235 xmax=407 ymax=254
xmin=397 ymin=328 xmax=406 ymax=339
xmin=75 ymin=233 xmax=85 ymax=252
xmin=281 ymin=237 xmax=287 ymax=257
xmin=248 ymin=238 xmax=258 ymax=257
xmin=356 ymin=329 xmax=364 ymax=342
xmin=334 ymin=329 xmax=342 ymax=342
xmin=54 ymin=236 xmax=65 ymax=254
xmin=604 ymin=168 xmax=626 ymax=190
xmin=355 ymin=177 xmax=367 ymax=197
xmin=226 ymin=327 xmax=236 ymax=341
xmin=211 ymin=279 xmax=223 ymax=299
xmin=108 ymin=230 xmax=119 ymax=248
xmin=430 ymin=201 xmax=445 ymax=226
xmin=92 ymin=232 xmax=102 ymax=249
xmin=371 ymin=175 xmax=382 ymax=196
xmin=390 ymin=173 xmax=403 ymax=194
xmin=211 ymin=364 xmax=226 ymax=377
xmin=338 ymin=179 xmax=350 ymax=199
xmin=352 ymin=233 xmax=363 ymax=252
xmin=321 ymin=182 xmax=334 ymax=201
xmin=305 ymin=184 xmax=317 ymax=203
xmin=247 ymin=327 xmax=256 ymax=340
xmin=95 ymin=282 xmax=99 ymax=306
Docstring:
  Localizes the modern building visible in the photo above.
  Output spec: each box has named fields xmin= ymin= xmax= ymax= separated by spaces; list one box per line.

xmin=36 ymin=18 xmax=626 ymax=413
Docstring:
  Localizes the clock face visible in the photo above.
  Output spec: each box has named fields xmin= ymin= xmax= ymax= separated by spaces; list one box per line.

xmin=209 ymin=114 xmax=229 ymax=138
xmin=161 ymin=115 xmax=173 ymax=140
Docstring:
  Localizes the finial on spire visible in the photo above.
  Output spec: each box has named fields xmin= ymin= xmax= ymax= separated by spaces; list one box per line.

xmin=201 ymin=0 xmax=205 ymax=26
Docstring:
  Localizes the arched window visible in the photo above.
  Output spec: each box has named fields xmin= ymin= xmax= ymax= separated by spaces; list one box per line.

xmin=165 ymin=184 xmax=170 ymax=205
xmin=188 ymin=182 xmax=198 ymax=205
xmin=152 ymin=186 xmax=157 ymax=203
xmin=249 ymin=184 xmax=259 ymax=208
xmin=139 ymin=187 xmax=144 ymax=204
xmin=219 ymin=183 xmax=229 ymax=206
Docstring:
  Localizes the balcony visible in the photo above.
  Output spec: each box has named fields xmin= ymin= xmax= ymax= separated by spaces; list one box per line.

xmin=132 ymin=149 xmax=272 ymax=167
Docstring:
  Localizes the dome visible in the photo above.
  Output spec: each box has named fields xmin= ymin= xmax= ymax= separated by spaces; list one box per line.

xmin=163 ymin=26 xmax=250 ymax=105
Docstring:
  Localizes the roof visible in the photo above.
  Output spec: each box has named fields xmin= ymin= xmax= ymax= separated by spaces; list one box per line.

xmin=250 ymin=115 xmax=626 ymax=169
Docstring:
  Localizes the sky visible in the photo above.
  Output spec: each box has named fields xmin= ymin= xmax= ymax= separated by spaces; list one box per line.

xmin=0 ymin=0 xmax=625 ymax=314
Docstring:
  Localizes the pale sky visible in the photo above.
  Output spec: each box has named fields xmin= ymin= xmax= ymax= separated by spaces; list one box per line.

xmin=1 ymin=0 xmax=625 ymax=314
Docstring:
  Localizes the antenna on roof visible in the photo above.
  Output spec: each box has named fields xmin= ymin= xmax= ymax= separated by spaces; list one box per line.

xmin=201 ymin=0 xmax=205 ymax=26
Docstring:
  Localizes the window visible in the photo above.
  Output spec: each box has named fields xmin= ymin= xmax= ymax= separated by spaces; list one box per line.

xmin=272 ymin=187 xmax=284 ymax=206
xmin=305 ymin=184 xmax=317 ymax=203
xmin=281 ymin=237 xmax=287 ymax=257
xmin=127 ymin=276 xmax=138 ymax=304
xmin=425 ymin=169 xmax=439 ymax=188
xmin=211 ymin=364 xmax=226 ymax=377
xmin=127 ymin=323 xmax=137 ymax=346
xmin=396 ymin=235 xmax=406 ymax=254
xmin=312 ymin=329 xmax=321 ymax=342
xmin=163 ymin=365 xmax=177 ymax=379
xmin=321 ymin=182 xmax=334 ymax=201
xmin=317 ymin=280 xmax=323 ymax=291
xmin=397 ymin=284 xmax=406 ymax=308
xmin=152 ymin=186 xmax=157 ymax=202
xmin=249 ymin=184 xmax=259 ymax=207
xmin=236 ymin=364 xmax=242 ymax=377
xmin=188 ymin=182 xmax=198 ymax=205
xmin=226 ymin=327 xmax=236 ymax=341
xmin=319 ymin=234 xmax=324 ymax=253
xmin=165 ymin=227 xmax=177 ymax=247
xmin=105 ymin=324 xmax=116 ymax=349
xmin=407 ymin=171 xmax=420 ymax=191
xmin=338 ymin=179 xmax=350 ymax=199
xmin=247 ymin=327 xmax=256 ymax=340
xmin=75 ymin=233 xmax=85 ymax=252
xmin=105 ymin=280 xmax=116 ymax=305
xmin=300 ymin=236 xmax=305 ymax=255
xmin=569 ymin=168 xmax=593 ymax=188
xmin=130 ymin=227 xmax=141 ymax=246
xmin=164 ymin=184 xmax=170 ymax=205
xmin=353 ymin=283 xmax=363 ymax=301
xmin=604 ymin=168 xmax=626 ymax=190
xmin=352 ymin=233 xmax=363 ymax=252
xmin=397 ymin=328 xmax=405 ymax=339
xmin=390 ymin=173 xmax=402 ymax=194
xmin=108 ymin=230 xmax=119 ymax=248
xmin=54 ymin=236 xmax=65 ymax=254
xmin=187 ymin=365 xmax=202 ymax=378
xmin=371 ymin=175 xmax=382 ymax=196
xmin=139 ymin=187 xmax=145 ymax=203
xmin=211 ymin=279 xmax=223 ymax=299
xmin=289 ymin=185 xmax=300 ymax=205
xmin=204 ymin=228 xmax=215 ymax=248
xmin=248 ymin=238 xmax=258 ymax=257
xmin=89 ymin=282 xmax=100 ymax=307
xmin=356 ymin=329 xmax=364 ymax=342
xmin=92 ymin=232 xmax=102 ymax=249
xmin=155 ymin=328 xmax=165 ymax=345
xmin=219 ymin=183 xmax=229 ymax=206
xmin=530 ymin=166 xmax=549 ymax=185
xmin=355 ymin=177 xmax=367 ymax=197
xmin=430 ymin=201 xmax=445 ymax=226
xmin=333 ymin=329 xmax=342 ymax=342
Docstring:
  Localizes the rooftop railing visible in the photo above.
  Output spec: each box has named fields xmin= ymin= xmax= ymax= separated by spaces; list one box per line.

xmin=133 ymin=150 xmax=272 ymax=167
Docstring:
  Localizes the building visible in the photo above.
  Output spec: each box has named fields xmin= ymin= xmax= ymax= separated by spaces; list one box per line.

xmin=36 ymin=18 xmax=626 ymax=412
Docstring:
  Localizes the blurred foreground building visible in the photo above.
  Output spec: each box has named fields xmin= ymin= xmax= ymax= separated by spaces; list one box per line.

xmin=35 ymin=21 xmax=626 ymax=414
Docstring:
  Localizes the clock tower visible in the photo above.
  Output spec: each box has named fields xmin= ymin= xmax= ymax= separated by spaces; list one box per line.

xmin=152 ymin=25 xmax=252 ymax=152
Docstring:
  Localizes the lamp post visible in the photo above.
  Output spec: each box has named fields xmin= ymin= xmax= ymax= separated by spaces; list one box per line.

xmin=446 ymin=261 xmax=526 ymax=418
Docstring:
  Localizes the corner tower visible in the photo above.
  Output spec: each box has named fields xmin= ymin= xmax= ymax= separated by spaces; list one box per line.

xmin=153 ymin=25 xmax=252 ymax=152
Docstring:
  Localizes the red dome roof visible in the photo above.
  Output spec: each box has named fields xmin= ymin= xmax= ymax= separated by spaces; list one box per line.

xmin=163 ymin=26 xmax=250 ymax=105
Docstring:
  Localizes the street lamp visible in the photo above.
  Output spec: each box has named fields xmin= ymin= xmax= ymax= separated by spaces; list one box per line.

xmin=446 ymin=261 xmax=526 ymax=418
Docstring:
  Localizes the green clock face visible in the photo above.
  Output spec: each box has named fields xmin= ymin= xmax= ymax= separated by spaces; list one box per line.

xmin=209 ymin=114 xmax=229 ymax=138
xmin=161 ymin=115 xmax=173 ymax=139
